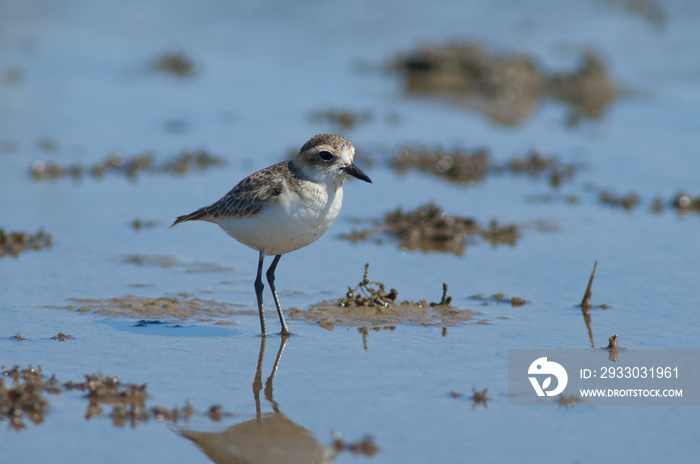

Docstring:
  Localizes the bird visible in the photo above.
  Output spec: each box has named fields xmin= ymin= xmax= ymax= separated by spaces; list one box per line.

xmin=170 ymin=134 xmax=372 ymax=335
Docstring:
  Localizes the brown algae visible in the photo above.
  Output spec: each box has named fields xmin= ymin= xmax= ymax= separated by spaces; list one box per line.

xmin=0 ymin=366 xmax=54 ymax=430
xmin=447 ymin=387 xmax=489 ymax=409
xmin=332 ymin=434 xmax=380 ymax=457
xmin=343 ymin=203 xmax=519 ymax=255
xmin=288 ymin=263 xmax=474 ymax=328
xmin=391 ymin=146 xmax=576 ymax=187
xmin=388 ymin=43 xmax=620 ymax=125
xmin=309 ymin=108 xmax=374 ymax=130
xmin=121 ymin=253 xmax=232 ymax=273
xmin=469 ymin=293 xmax=528 ymax=307
xmin=558 ymin=394 xmax=581 ymax=408
xmin=470 ymin=388 xmax=489 ymax=409
xmin=0 ymin=228 xmax=52 ymax=258
xmin=151 ymin=52 xmax=197 ymax=77
xmin=63 ymin=294 xmax=251 ymax=324
xmin=131 ymin=218 xmax=159 ymax=230
xmin=672 ymin=191 xmax=700 ymax=214
xmin=390 ymin=146 xmax=489 ymax=185
xmin=594 ymin=188 xmax=700 ymax=215
xmin=600 ymin=190 xmax=640 ymax=211
xmin=30 ymin=149 xmax=224 ymax=181
xmin=0 ymin=366 xmax=222 ymax=430
xmin=606 ymin=334 xmax=620 ymax=351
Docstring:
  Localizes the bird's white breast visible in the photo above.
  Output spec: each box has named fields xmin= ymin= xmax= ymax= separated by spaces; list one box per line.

xmin=215 ymin=179 xmax=344 ymax=256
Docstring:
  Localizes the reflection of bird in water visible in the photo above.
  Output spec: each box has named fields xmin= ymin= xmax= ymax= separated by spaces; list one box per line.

xmin=179 ymin=336 xmax=335 ymax=464
xmin=181 ymin=414 xmax=330 ymax=464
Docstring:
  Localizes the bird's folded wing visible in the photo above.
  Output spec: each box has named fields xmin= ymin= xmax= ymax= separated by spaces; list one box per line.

xmin=208 ymin=162 xmax=287 ymax=219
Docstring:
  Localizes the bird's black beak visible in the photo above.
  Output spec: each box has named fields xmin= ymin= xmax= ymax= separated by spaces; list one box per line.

xmin=343 ymin=162 xmax=372 ymax=183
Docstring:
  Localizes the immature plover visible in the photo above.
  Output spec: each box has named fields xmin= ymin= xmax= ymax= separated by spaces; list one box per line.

xmin=171 ymin=134 xmax=371 ymax=335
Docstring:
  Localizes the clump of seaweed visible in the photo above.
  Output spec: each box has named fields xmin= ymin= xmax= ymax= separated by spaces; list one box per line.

xmin=66 ymin=370 xmax=200 ymax=428
xmin=309 ymin=108 xmax=374 ymax=130
xmin=0 ymin=366 xmax=233 ymax=430
xmin=672 ymin=191 xmax=700 ymax=214
xmin=388 ymin=43 xmax=619 ymax=126
xmin=388 ymin=42 xmax=542 ymax=125
xmin=480 ymin=220 xmax=519 ymax=247
xmin=448 ymin=387 xmax=489 ymax=409
xmin=63 ymin=294 xmax=249 ymax=324
xmin=0 ymin=228 xmax=52 ymax=258
xmin=0 ymin=366 xmax=55 ymax=430
xmin=597 ymin=190 xmax=700 ymax=215
xmin=600 ymin=190 xmax=640 ymax=211
xmin=339 ymin=263 xmax=451 ymax=309
xmin=381 ymin=203 xmax=478 ymax=255
xmin=64 ymin=372 xmax=151 ymax=427
xmin=30 ymin=149 xmax=224 ymax=181
xmin=492 ymin=149 xmax=577 ymax=187
xmin=51 ymin=332 xmax=74 ymax=341
xmin=469 ymin=293 xmax=527 ymax=307
xmin=152 ymin=52 xmax=197 ymax=77
xmin=131 ymin=218 xmax=159 ymax=230
xmin=331 ymin=433 xmax=379 ymax=457
xmin=606 ymin=334 xmax=620 ymax=351
xmin=391 ymin=146 xmax=577 ymax=188
xmin=288 ymin=263 xmax=473 ymax=329
xmin=608 ymin=0 xmax=666 ymax=26
xmin=470 ymin=388 xmax=489 ymax=409
xmin=339 ymin=263 xmax=399 ymax=308
xmin=547 ymin=51 xmax=620 ymax=123
xmin=391 ymin=146 xmax=490 ymax=185
xmin=66 ymin=373 xmax=146 ymax=408
xmin=558 ymin=394 xmax=581 ymax=408
xmin=120 ymin=253 xmax=231 ymax=273
xmin=343 ymin=203 xmax=519 ymax=255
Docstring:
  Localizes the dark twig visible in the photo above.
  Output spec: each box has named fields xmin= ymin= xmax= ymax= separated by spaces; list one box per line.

xmin=580 ymin=260 xmax=598 ymax=309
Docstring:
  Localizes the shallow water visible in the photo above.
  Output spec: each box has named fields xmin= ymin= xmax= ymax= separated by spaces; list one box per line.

xmin=2 ymin=0 xmax=700 ymax=462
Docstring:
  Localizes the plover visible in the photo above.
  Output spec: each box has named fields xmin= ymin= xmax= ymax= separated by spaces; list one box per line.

xmin=170 ymin=134 xmax=371 ymax=335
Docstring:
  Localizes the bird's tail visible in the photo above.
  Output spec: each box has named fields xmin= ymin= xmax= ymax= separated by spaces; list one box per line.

xmin=169 ymin=206 xmax=211 ymax=228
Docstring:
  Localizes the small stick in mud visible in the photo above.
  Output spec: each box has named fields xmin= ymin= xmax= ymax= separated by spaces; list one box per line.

xmin=580 ymin=260 xmax=598 ymax=310
xmin=430 ymin=283 xmax=452 ymax=306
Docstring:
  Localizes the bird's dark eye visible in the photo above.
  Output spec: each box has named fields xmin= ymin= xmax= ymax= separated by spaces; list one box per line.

xmin=318 ymin=150 xmax=333 ymax=161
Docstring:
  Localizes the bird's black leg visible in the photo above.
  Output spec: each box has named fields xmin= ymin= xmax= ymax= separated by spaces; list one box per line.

xmin=254 ymin=250 xmax=267 ymax=336
xmin=266 ymin=254 xmax=290 ymax=335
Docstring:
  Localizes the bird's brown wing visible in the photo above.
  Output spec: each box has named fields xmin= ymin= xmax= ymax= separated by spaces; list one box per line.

xmin=170 ymin=161 xmax=288 ymax=227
